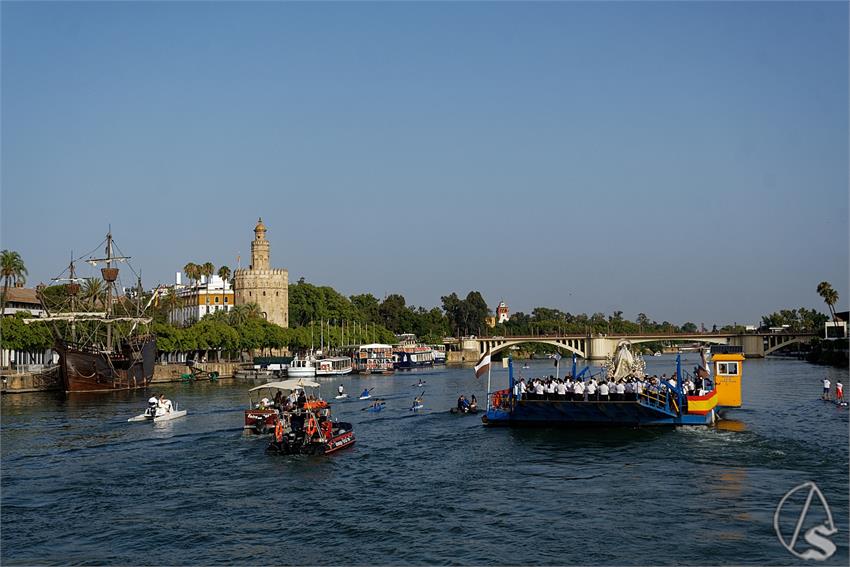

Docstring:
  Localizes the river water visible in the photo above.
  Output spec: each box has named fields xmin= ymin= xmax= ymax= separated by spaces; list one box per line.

xmin=2 ymin=355 xmax=847 ymax=565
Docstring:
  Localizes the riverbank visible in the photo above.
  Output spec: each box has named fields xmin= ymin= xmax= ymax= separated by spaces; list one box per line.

xmin=805 ymin=339 xmax=849 ymax=367
xmin=0 ymin=362 xmax=245 ymax=394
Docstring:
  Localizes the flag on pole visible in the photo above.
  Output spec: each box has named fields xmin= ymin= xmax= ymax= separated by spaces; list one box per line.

xmin=474 ymin=351 xmax=492 ymax=379
xmin=552 ymin=353 xmax=562 ymax=362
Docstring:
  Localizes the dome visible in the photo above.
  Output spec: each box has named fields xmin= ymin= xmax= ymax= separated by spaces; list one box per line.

xmin=254 ymin=217 xmax=266 ymax=234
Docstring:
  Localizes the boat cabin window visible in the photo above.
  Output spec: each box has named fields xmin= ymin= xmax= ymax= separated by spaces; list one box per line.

xmin=716 ymin=362 xmax=738 ymax=376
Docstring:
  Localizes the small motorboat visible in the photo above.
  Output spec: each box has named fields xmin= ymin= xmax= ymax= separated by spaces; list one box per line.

xmin=244 ymin=378 xmax=321 ymax=435
xmin=128 ymin=401 xmax=187 ymax=423
xmin=266 ymin=406 xmax=355 ymax=456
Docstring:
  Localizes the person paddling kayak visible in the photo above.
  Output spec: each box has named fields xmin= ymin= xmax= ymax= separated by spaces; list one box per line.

xmin=338 ymin=384 xmax=345 ymax=396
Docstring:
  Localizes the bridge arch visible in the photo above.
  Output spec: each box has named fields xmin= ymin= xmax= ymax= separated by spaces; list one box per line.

xmin=763 ymin=336 xmax=807 ymax=356
xmin=478 ymin=338 xmax=587 ymax=359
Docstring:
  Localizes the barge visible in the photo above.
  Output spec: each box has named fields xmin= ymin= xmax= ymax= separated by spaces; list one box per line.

xmin=482 ymin=346 xmax=744 ymax=427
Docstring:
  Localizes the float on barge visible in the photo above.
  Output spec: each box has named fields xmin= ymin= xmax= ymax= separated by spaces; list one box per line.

xmin=482 ymin=346 xmax=743 ymax=427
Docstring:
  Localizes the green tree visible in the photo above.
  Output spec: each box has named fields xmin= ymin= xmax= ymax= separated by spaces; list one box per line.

xmin=218 ymin=265 xmax=231 ymax=315
xmin=81 ymin=278 xmax=106 ymax=309
xmin=0 ymin=249 xmax=28 ymax=316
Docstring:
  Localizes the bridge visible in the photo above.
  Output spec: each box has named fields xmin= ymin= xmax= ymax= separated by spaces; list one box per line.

xmin=445 ymin=332 xmax=817 ymax=362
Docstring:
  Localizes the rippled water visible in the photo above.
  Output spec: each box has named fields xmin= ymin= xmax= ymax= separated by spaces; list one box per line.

xmin=2 ymin=356 xmax=847 ymax=565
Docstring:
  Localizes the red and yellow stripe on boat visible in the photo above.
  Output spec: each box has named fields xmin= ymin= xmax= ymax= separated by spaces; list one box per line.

xmin=686 ymin=390 xmax=718 ymax=415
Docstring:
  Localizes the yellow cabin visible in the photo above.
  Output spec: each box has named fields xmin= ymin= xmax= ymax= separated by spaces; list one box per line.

xmin=713 ymin=352 xmax=744 ymax=408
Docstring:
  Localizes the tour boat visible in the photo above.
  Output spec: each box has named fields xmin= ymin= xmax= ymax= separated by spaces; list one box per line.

xmin=393 ymin=346 xmax=435 ymax=370
xmin=128 ymin=401 xmax=187 ymax=423
xmin=430 ymin=344 xmax=447 ymax=364
xmin=482 ymin=344 xmax=745 ymax=427
xmin=287 ymin=355 xmax=317 ymax=378
xmin=315 ymin=356 xmax=353 ymax=376
xmin=352 ymin=344 xmax=395 ymax=375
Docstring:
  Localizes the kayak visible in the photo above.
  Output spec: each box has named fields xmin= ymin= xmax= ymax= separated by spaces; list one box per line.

xmin=358 ymin=394 xmax=372 ymax=400
xmin=335 ymin=394 xmax=349 ymax=399
xmin=366 ymin=404 xmax=384 ymax=413
xmin=410 ymin=404 xmax=424 ymax=411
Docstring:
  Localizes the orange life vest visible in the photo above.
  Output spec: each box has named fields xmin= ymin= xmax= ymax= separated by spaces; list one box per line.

xmin=274 ymin=420 xmax=283 ymax=442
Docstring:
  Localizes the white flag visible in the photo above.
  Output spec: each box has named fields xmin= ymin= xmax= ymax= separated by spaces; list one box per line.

xmin=474 ymin=351 xmax=491 ymax=379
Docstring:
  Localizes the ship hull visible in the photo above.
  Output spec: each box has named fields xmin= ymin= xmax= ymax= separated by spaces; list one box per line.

xmin=57 ymin=337 xmax=156 ymax=393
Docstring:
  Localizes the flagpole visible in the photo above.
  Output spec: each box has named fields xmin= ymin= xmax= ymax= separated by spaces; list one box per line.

xmin=486 ymin=355 xmax=492 ymax=411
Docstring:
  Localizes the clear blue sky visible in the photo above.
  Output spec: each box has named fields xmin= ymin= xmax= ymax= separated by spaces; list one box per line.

xmin=2 ymin=1 xmax=847 ymax=326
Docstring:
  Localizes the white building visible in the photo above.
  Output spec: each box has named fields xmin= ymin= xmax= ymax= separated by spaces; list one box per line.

xmin=168 ymin=274 xmax=234 ymax=327
xmin=497 ymin=301 xmax=510 ymax=324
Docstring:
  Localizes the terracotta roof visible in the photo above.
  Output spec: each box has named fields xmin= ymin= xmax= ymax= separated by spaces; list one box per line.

xmin=3 ymin=287 xmax=40 ymax=305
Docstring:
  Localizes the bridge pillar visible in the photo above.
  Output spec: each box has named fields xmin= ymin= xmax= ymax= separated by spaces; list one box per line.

xmin=729 ymin=335 xmax=764 ymax=358
xmin=587 ymin=337 xmax=617 ymax=361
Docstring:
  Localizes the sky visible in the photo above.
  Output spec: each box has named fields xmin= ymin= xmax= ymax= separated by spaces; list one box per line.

xmin=2 ymin=1 xmax=847 ymax=327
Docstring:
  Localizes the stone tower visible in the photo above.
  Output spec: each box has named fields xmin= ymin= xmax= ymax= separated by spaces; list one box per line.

xmin=233 ymin=218 xmax=289 ymax=327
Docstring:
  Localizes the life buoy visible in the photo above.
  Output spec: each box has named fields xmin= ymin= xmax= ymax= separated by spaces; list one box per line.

xmin=274 ymin=420 xmax=283 ymax=442
xmin=306 ymin=416 xmax=318 ymax=437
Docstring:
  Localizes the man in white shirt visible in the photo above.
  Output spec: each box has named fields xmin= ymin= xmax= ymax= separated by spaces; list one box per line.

xmin=586 ymin=379 xmax=597 ymax=401
xmin=519 ymin=379 xmax=527 ymax=400
xmin=599 ymin=381 xmax=609 ymax=401
xmin=573 ymin=380 xmax=585 ymax=401
xmin=556 ymin=380 xmax=567 ymax=400
xmin=615 ymin=382 xmax=625 ymax=401
xmin=534 ymin=380 xmax=544 ymax=400
xmin=823 ymin=378 xmax=831 ymax=400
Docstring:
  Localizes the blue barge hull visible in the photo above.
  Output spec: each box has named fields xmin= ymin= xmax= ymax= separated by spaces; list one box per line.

xmin=482 ymin=400 xmax=714 ymax=427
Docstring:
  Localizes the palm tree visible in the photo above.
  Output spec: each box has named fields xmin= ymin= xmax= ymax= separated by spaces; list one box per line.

xmin=817 ymin=281 xmax=840 ymax=324
xmin=201 ymin=262 xmax=215 ymax=284
xmin=0 ymin=249 xmax=27 ymax=316
xmin=218 ymin=265 xmax=231 ymax=315
xmin=183 ymin=262 xmax=198 ymax=287
xmin=82 ymin=277 xmax=105 ymax=309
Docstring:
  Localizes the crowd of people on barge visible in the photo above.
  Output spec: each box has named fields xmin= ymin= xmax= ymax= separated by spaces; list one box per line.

xmin=512 ymin=373 xmax=711 ymax=402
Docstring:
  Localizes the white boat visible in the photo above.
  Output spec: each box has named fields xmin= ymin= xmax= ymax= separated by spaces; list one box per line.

xmin=287 ymin=355 xmax=316 ymax=378
xmin=316 ymin=356 xmax=353 ymax=376
xmin=128 ymin=402 xmax=187 ymax=423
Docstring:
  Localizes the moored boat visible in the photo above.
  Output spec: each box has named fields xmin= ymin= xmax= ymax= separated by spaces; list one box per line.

xmin=33 ymin=231 xmax=157 ymax=393
xmin=287 ymin=355 xmax=317 ymax=378
xmin=393 ymin=334 xmax=435 ymax=370
xmin=352 ymin=344 xmax=394 ymax=375
xmin=315 ymin=356 xmax=353 ymax=376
